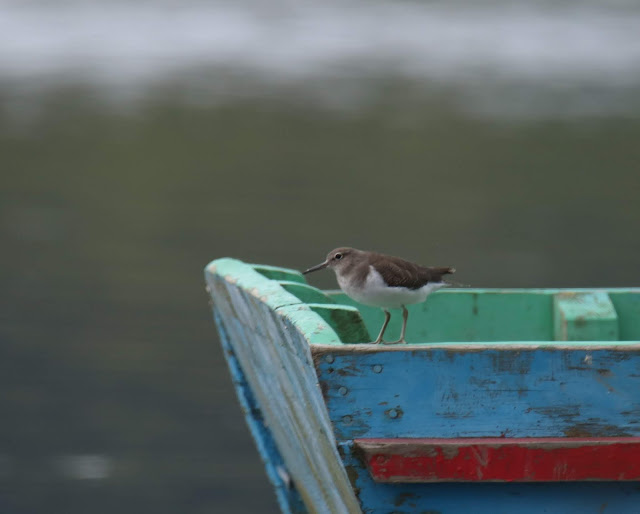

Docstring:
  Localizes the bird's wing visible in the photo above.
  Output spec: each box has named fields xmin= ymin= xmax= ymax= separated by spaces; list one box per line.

xmin=371 ymin=254 xmax=454 ymax=290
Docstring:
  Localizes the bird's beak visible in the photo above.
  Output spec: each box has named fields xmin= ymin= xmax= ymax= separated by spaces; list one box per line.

xmin=303 ymin=260 xmax=329 ymax=274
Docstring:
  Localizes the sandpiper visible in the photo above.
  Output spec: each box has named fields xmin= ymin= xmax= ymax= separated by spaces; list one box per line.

xmin=303 ymin=247 xmax=455 ymax=344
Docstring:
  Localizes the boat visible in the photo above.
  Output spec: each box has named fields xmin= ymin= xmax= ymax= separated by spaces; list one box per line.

xmin=205 ymin=257 xmax=640 ymax=514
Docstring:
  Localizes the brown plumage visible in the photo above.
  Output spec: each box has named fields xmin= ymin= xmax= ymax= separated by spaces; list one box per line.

xmin=369 ymin=253 xmax=455 ymax=290
xmin=306 ymin=247 xmax=455 ymax=290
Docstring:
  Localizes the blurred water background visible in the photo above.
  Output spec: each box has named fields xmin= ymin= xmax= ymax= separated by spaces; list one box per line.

xmin=1 ymin=0 xmax=639 ymax=512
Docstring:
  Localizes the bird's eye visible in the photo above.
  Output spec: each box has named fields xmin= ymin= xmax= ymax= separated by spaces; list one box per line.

xmin=334 ymin=253 xmax=343 ymax=260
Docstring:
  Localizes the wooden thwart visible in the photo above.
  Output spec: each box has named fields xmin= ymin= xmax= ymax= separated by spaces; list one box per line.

xmin=355 ymin=437 xmax=640 ymax=483
xmin=554 ymin=292 xmax=619 ymax=341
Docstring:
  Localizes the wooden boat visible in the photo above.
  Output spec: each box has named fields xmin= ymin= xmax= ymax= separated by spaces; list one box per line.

xmin=205 ymin=257 xmax=640 ymax=514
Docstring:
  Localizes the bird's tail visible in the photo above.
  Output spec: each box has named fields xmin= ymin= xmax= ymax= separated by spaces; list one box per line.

xmin=435 ymin=267 xmax=470 ymax=288
xmin=427 ymin=266 xmax=456 ymax=284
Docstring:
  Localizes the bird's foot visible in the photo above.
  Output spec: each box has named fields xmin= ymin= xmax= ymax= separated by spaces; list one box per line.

xmin=385 ymin=338 xmax=408 ymax=345
xmin=370 ymin=339 xmax=385 ymax=344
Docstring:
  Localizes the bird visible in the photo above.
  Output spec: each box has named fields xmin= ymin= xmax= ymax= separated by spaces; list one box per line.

xmin=303 ymin=247 xmax=455 ymax=344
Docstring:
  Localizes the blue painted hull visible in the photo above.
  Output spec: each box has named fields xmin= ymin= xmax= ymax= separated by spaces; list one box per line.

xmin=315 ymin=345 xmax=640 ymax=513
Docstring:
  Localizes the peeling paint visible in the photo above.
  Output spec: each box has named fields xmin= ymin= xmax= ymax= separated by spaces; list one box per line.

xmin=531 ymin=405 xmax=581 ymax=424
xmin=385 ymin=407 xmax=404 ymax=420
xmin=393 ymin=492 xmax=418 ymax=507
xmin=317 ymin=347 xmax=640 ymax=442
xmin=356 ymin=437 xmax=640 ymax=483
xmin=440 ymin=445 xmax=460 ymax=460
xmin=564 ymin=424 xmax=631 ymax=438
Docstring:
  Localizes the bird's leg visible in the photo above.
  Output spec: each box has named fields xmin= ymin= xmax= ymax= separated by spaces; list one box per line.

xmin=388 ymin=305 xmax=409 ymax=344
xmin=372 ymin=309 xmax=391 ymax=344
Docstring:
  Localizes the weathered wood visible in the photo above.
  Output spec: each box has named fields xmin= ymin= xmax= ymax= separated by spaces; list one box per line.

xmin=312 ymin=345 xmax=640 ymax=440
xmin=339 ymin=440 xmax=640 ymax=514
xmin=277 ymin=281 xmax=334 ymax=304
xmin=306 ymin=304 xmax=370 ymax=344
xmin=312 ymin=342 xmax=640 ymax=353
xmin=355 ymin=437 xmax=640 ymax=482
xmin=206 ymin=259 xmax=640 ymax=514
xmin=554 ymin=292 xmax=618 ymax=341
xmin=206 ymin=258 xmax=361 ymax=514
xmin=215 ymin=308 xmax=306 ymax=512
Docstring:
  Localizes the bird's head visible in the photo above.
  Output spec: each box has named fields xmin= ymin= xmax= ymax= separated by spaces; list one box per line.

xmin=303 ymin=247 xmax=359 ymax=275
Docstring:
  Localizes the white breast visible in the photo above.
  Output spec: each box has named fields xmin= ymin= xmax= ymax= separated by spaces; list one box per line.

xmin=338 ymin=266 xmax=445 ymax=309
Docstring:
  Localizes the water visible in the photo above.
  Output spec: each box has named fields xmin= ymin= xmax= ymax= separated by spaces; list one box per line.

xmin=1 ymin=2 xmax=640 ymax=513
xmin=2 ymin=0 xmax=640 ymax=119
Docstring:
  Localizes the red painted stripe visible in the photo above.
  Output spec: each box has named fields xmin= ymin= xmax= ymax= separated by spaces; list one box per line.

xmin=354 ymin=437 xmax=640 ymax=482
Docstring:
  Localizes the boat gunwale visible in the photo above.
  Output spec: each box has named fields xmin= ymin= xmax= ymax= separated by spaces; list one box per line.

xmin=310 ymin=342 xmax=640 ymax=355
